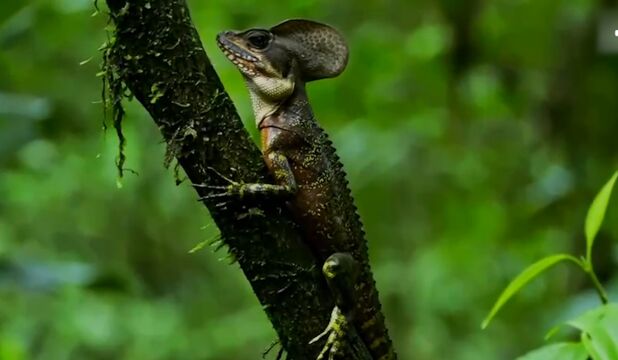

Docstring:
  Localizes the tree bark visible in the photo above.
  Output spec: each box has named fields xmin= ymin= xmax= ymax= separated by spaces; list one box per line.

xmin=100 ymin=0 xmax=371 ymax=359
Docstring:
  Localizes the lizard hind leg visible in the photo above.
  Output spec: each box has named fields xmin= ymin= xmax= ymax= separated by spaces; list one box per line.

xmin=309 ymin=306 xmax=349 ymax=360
xmin=309 ymin=253 xmax=361 ymax=360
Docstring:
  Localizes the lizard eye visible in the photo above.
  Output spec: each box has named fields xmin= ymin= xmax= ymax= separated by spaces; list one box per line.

xmin=247 ymin=31 xmax=272 ymax=50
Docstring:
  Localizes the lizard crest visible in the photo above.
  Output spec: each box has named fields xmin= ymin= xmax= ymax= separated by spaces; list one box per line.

xmin=216 ymin=19 xmax=397 ymax=360
xmin=217 ymin=19 xmax=349 ymax=123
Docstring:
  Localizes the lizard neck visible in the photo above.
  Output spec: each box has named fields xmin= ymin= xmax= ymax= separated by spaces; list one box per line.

xmin=248 ymin=88 xmax=279 ymax=126
xmin=249 ymin=80 xmax=314 ymax=128
xmin=279 ymin=83 xmax=313 ymax=125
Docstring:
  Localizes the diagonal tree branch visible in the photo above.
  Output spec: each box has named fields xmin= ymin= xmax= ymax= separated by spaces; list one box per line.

xmin=100 ymin=0 xmax=372 ymax=359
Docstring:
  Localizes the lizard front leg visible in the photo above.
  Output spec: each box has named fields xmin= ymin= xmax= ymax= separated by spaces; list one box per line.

xmin=200 ymin=151 xmax=297 ymax=199
xmin=310 ymin=253 xmax=365 ymax=360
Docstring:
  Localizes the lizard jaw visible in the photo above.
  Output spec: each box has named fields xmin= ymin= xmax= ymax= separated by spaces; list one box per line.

xmin=216 ymin=33 xmax=259 ymax=77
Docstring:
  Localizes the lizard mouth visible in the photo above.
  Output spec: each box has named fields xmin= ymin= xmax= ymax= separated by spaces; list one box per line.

xmin=216 ymin=33 xmax=259 ymax=76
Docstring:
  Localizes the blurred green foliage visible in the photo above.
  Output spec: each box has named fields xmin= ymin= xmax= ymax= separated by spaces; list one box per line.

xmin=1 ymin=0 xmax=617 ymax=359
xmin=483 ymin=172 xmax=617 ymax=359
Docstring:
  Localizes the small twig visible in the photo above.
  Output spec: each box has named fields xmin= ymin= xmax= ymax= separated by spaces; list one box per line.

xmin=587 ymin=265 xmax=609 ymax=304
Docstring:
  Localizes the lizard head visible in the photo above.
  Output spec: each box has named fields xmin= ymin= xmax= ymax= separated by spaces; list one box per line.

xmin=217 ymin=19 xmax=349 ymax=102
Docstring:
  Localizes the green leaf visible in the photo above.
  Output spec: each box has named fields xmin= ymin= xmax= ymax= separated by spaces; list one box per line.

xmin=586 ymin=326 xmax=618 ymax=360
xmin=568 ymin=304 xmax=618 ymax=360
xmin=581 ymin=332 xmax=604 ymax=360
xmin=567 ymin=304 xmax=617 ymax=331
xmin=79 ymin=57 xmax=92 ymax=66
xmin=517 ymin=342 xmax=588 ymax=360
xmin=481 ymin=254 xmax=581 ymax=329
xmin=585 ymin=171 xmax=618 ymax=262
xmin=544 ymin=324 xmax=563 ymax=341
xmin=188 ymin=239 xmax=208 ymax=254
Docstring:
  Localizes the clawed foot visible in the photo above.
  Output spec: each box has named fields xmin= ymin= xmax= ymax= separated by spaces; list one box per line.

xmin=309 ymin=306 xmax=350 ymax=360
xmin=194 ymin=182 xmax=245 ymax=200
xmin=194 ymin=167 xmax=245 ymax=200
xmin=194 ymin=166 xmax=293 ymax=202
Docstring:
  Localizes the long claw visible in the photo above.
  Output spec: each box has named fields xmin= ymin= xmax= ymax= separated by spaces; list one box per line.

xmin=309 ymin=328 xmax=330 ymax=345
xmin=192 ymin=166 xmax=242 ymax=192
xmin=198 ymin=193 xmax=231 ymax=200
xmin=206 ymin=166 xmax=237 ymax=184
xmin=309 ymin=307 xmax=338 ymax=345
xmin=310 ymin=307 xmax=349 ymax=360
xmin=192 ymin=183 xmax=229 ymax=190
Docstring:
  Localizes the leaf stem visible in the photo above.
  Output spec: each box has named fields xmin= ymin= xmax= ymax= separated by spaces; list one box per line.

xmin=587 ymin=265 xmax=608 ymax=304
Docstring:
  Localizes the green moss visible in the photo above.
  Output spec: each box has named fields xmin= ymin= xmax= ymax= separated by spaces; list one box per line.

xmin=100 ymin=25 xmax=128 ymax=180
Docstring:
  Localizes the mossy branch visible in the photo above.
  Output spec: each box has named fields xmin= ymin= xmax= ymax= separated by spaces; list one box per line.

xmin=100 ymin=0 xmax=372 ymax=359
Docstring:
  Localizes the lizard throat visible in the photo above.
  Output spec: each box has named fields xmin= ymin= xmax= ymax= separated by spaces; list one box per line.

xmin=249 ymin=89 xmax=282 ymax=126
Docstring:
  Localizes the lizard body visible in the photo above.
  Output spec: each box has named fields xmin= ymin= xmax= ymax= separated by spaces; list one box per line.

xmin=216 ymin=20 xmax=396 ymax=360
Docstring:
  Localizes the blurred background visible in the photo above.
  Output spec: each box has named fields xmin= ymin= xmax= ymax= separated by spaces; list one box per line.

xmin=1 ymin=0 xmax=618 ymax=359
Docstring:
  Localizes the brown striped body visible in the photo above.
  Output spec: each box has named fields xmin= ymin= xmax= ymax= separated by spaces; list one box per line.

xmin=217 ymin=19 xmax=397 ymax=359
xmin=259 ymin=89 xmax=396 ymax=359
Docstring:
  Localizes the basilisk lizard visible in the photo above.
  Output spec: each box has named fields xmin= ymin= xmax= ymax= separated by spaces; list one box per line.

xmin=214 ymin=19 xmax=397 ymax=360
